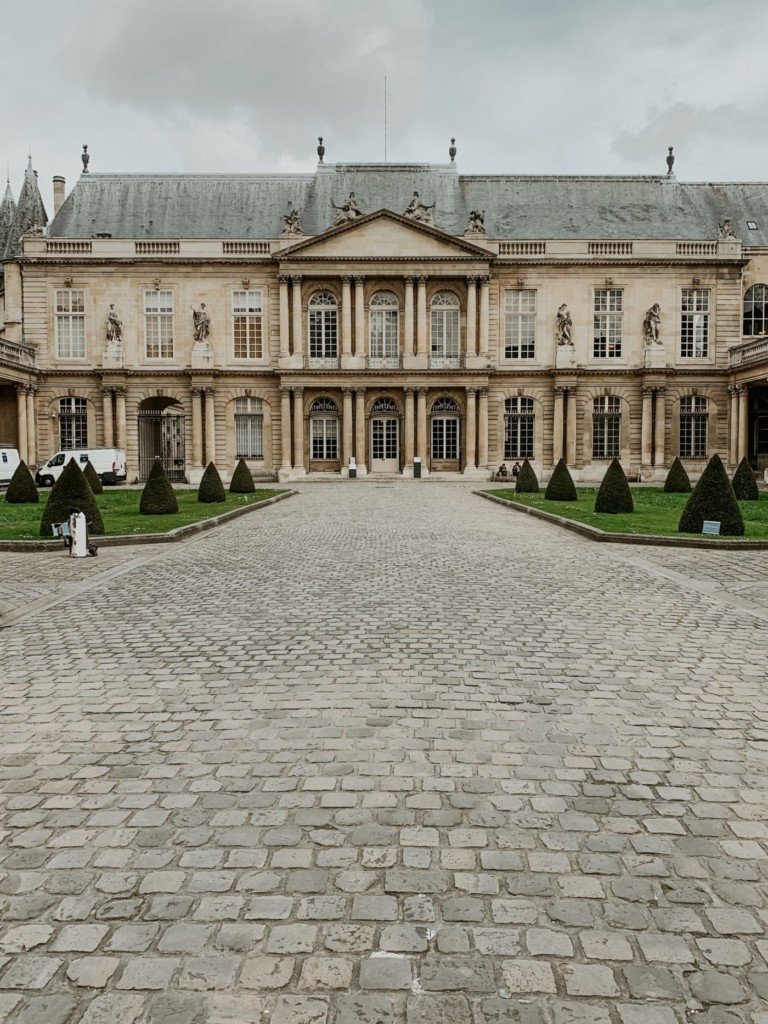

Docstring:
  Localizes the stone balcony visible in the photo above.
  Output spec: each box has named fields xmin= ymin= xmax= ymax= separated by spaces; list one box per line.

xmin=730 ymin=336 xmax=768 ymax=368
xmin=0 ymin=337 xmax=36 ymax=369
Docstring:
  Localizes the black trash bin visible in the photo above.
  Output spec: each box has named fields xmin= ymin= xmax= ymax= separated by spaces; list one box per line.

xmin=413 ymin=457 xmax=422 ymax=479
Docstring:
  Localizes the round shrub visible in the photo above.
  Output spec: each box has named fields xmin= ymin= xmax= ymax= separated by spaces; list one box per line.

xmin=40 ymin=458 xmax=104 ymax=536
xmin=594 ymin=458 xmax=634 ymax=514
xmin=544 ymin=458 xmax=577 ymax=501
xmin=230 ymin=458 xmax=255 ymax=494
xmin=139 ymin=460 xmax=178 ymax=515
xmin=198 ymin=462 xmax=226 ymax=503
xmin=515 ymin=459 xmax=539 ymax=494
xmin=83 ymin=459 xmax=103 ymax=494
xmin=678 ymin=453 xmax=744 ymax=536
xmin=732 ymin=456 xmax=759 ymax=501
xmin=4 ymin=460 xmax=39 ymax=504
xmin=664 ymin=456 xmax=692 ymax=493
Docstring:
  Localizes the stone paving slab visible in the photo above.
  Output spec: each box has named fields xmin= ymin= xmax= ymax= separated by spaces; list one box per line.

xmin=1 ymin=481 xmax=768 ymax=1022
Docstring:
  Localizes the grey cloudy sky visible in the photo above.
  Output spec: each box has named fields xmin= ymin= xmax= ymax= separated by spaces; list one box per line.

xmin=2 ymin=0 xmax=767 ymax=210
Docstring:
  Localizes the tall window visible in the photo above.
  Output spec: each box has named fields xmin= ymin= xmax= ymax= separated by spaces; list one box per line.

xmin=680 ymin=396 xmax=708 ymax=458
xmin=309 ymin=397 xmax=339 ymax=460
xmin=681 ymin=288 xmax=710 ymax=357
xmin=504 ymin=397 xmax=534 ymax=459
xmin=592 ymin=396 xmax=621 ymax=458
xmin=59 ymin=397 xmax=88 ymax=450
xmin=308 ymin=292 xmax=338 ymax=358
xmin=593 ymin=289 xmax=623 ymax=358
xmin=234 ymin=397 xmax=263 ymax=458
xmin=430 ymin=291 xmax=460 ymax=358
xmin=504 ymin=290 xmax=536 ymax=359
xmin=743 ymin=284 xmax=768 ymax=336
xmin=369 ymin=291 xmax=399 ymax=359
xmin=55 ymin=290 xmax=86 ymax=359
xmin=145 ymin=290 xmax=174 ymax=358
xmin=233 ymin=290 xmax=263 ymax=359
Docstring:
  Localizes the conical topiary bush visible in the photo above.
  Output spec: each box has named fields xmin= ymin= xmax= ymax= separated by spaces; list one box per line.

xmin=4 ymin=460 xmax=39 ymax=504
xmin=230 ymin=458 xmax=255 ymax=494
xmin=678 ymin=454 xmax=744 ymax=536
xmin=515 ymin=459 xmax=539 ymax=494
xmin=40 ymin=458 xmax=104 ymax=536
xmin=198 ymin=462 xmax=226 ymax=503
xmin=732 ymin=456 xmax=759 ymax=501
xmin=83 ymin=459 xmax=103 ymax=495
xmin=544 ymin=458 xmax=577 ymax=501
xmin=594 ymin=458 xmax=634 ymax=514
xmin=139 ymin=460 xmax=178 ymax=515
xmin=664 ymin=456 xmax=692 ymax=493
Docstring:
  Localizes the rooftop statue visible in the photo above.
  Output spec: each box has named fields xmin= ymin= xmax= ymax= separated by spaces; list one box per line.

xmin=556 ymin=303 xmax=573 ymax=346
xmin=82 ymin=145 xmax=89 ymax=174
xmin=404 ymin=191 xmax=434 ymax=225
xmin=718 ymin=218 xmax=738 ymax=239
xmin=465 ymin=209 xmax=486 ymax=236
xmin=106 ymin=304 xmax=123 ymax=343
xmin=192 ymin=303 xmax=211 ymax=343
xmin=282 ymin=208 xmax=303 ymax=235
xmin=331 ymin=192 xmax=363 ymax=227
xmin=643 ymin=303 xmax=661 ymax=345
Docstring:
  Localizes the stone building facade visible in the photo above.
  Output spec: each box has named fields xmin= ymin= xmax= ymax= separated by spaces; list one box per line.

xmin=1 ymin=150 xmax=768 ymax=482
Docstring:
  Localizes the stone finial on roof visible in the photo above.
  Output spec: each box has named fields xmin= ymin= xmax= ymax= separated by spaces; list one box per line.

xmin=449 ymin=138 xmax=456 ymax=163
xmin=4 ymin=155 xmax=48 ymax=257
xmin=82 ymin=145 xmax=90 ymax=173
xmin=317 ymin=137 xmax=325 ymax=164
xmin=666 ymin=146 xmax=675 ymax=176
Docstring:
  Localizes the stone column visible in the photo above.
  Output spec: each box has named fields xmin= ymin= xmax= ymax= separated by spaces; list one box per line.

xmin=26 ymin=388 xmax=36 ymax=465
xmin=291 ymin=276 xmax=303 ymax=359
xmin=738 ymin=385 xmax=749 ymax=461
xmin=101 ymin=388 xmax=114 ymax=449
xmin=477 ymin=388 xmax=489 ymax=468
xmin=354 ymin=277 xmax=365 ymax=359
xmin=16 ymin=387 xmax=27 ymax=462
xmin=341 ymin=276 xmax=352 ymax=357
xmin=641 ymin=387 xmax=653 ymax=466
xmin=292 ymin=387 xmax=304 ymax=472
xmin=191 ymin=387 xmax=203 ymax=468
xmin=566 ymin=387 xmax=577 ymax=467
xmin=552 ymin=387 xmax=565 ymax=465
xmin=280 ymin=387 xmax=292 ymax=470
xmin=464 ymin=387 xmax=477 ymax=472
xmin=115 ymin=388 xmax=127 ymax=453
xmin=404 ymin=387 xmax=415 ymax=470
xmin=417 ymin=277 xmax=428 ymax=359
xmin=417 ymin=387 xmax=428 ymax=463
xmin=465 ymin=276 xmax=477 ymax=359
xmin=404 ymin=277 xmax=415 ymax=357
xmin=278 ymin=276 xmax=290 ymax=358
xmin=342 ymin=387 xmax=354 ymax=470
xmin=653 ymin=387 xmax=666 ymax=469
xmin=728 ymin=386 xmax=739 ymax=466
xmin=354 ymin=388 xmax=367 ymax=473
xmin=478 ymin=276 xmax=490 ymax=359
xmin=204 ymin=388 xmax=216 ymax=466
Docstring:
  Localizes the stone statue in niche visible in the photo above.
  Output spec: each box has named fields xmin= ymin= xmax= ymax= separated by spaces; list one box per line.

xmin=331 ymin=192 xmax=363 ymax=226
xmin=404 ymin=191 xmax=435 ymax=225
xmin=82 ymin=145 xmax=89 ymax=173
xmin=465 ymin=209 xmax=486 ymax=236
xmin=106 ymin=304 xmax=123 ymax=343
xmin=282 ymin=209 xmax=303 ymax=235
xmin=718 ymin=218 xmax=738 ymax=239
xmin=556 ymin=304 xmax=573 ymax=346
xmin=643 ymin=303 xmax=661 ymax=345
xmin=192 ymin=303 xmax=211 ymax=343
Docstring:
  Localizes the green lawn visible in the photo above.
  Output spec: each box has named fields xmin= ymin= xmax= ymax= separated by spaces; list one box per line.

xmin=488 ymin=487 xmax=768 ymax=539
xmin=0 ymin=488 xmax=283 ymax=541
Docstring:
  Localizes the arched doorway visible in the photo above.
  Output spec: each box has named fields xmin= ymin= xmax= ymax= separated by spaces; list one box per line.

xmin=369 ymin=396 xmax=401 ymax=473
xmin=138 ymin=397 xmax=186 ymax=481
xmin=750 ymin=386 xmax=768 ymax=473
xmin=309 ymin=396 xmax=340 ymax=472
xmin=430 ymin=396 xmax=461 ymax=472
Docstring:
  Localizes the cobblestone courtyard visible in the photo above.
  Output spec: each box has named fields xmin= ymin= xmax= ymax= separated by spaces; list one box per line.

xmin=2 ymin=481 xmax=768 ymax=1024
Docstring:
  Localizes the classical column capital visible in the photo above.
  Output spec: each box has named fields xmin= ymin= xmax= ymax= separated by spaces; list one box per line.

xmin=417 ymin=386 xmax=429 ymax=398
xmin=655 ymin=386 xmax=667 ymax=398
xmin=466 ymin=275 xmax=478 ymax=286
xmin=354 ymin=386 xmax=366 ymax=396
xmin=403 ymin=386 xmax=416 ymax=396
xmin=553 ymin=386 xmax=566 ymax=397
xmin=478 ymin=386 xmax=489 ymax=398
xmin=417 ymin=275 xmax=428 ymax=285
xmin=403 ymin=275 xmax=415 ymax=286
xmin=292 ymin=386 xmax=304 ymax=397
xmin=727 ymin=384 xmax=738 ymax=396
xmin=465 ymin=385 xmax=478 ymax=398
xmin=16 ymin=384 xmax=27 ymax=396
xmin=353 ymin=275 xmax=365 ymax=286
xmin=341 ymin=386 xmax=354 ymax=396
xmin=341 ymin=275 xmax=352 ymax=285
xmin=290 ymin=274 xmax=303 ymax=285
xmin=280 ymin=385 xmax=292 ymax=396
xmin=641 ymin=386 xmax=654 ymax=398
xmin=25 ymin=384 xmax=38 ymax=396
xmin=478 ymin=274 xmax=491 ymax=285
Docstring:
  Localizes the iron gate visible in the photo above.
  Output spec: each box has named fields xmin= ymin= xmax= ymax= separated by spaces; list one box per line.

xmin=138 ymin=409 xmax=186 ymax=481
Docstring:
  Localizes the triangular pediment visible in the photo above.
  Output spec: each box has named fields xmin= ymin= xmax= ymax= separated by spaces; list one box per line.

xmin=274 ymin=209 xmax=493 ymax=261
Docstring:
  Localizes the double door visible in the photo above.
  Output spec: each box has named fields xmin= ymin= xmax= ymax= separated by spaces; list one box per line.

xmin=371 ymin=416 xmax=399 ymax=473
xmin=430 ymin=416 xmax=460 ymax=472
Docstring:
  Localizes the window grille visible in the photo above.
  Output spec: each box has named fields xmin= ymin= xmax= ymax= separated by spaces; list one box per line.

xmin=681 ymin=288 xmax=710 ymax=357
xmin=431 ymin=396 xmax=460 ymax=413
xmin=592 ymin=395 xmax=621 ymax=458
xmin=59 ymin=397 xmax=88 ymax=450
xmin=369 ymin=291 xmax=399 ymax=359
xmin=430 ymin=291 xmax=460 ymax=357
xmin=680 ymin=395 xmax=708 ymax=458
xmin=743 ymin=284 xmax=768 ymax=337
xmin=145 ymin=290 xmax=174 ymax=358
xmin=504 ymin=396 xmax=535 ymax=458
xmin=504 ymin=289 xmax=536 ymax=358
xmin=308 ymin=292 xmax=338 ymax=358
xmin=56 ymin=290 xmax=86 ymax=358
xmin=370 ymin=396 xmax=400 ymax=415
xmin=233 ymin=290 xmax=263 ymax=359
xmin=234 ymin=396 xmax=263 ymax=458
xmin=593 ymin=289 xmax=623 ymax=358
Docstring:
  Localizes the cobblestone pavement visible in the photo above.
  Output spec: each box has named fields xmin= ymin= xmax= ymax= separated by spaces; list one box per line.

xmin=2 ymin=481 xmax=768 ymax=1024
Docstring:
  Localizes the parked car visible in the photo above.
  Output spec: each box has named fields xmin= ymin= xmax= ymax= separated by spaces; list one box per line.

xmin=35 ymin=448 xmax=127 ymax=487
xmin=0 ymin=446 xmax=20 ymax=486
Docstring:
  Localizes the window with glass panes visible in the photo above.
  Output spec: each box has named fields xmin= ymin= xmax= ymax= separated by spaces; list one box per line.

xmin=430 ymin=291 xmax=460 ymax=357
xmin=55 ymin=290 xmax=86 ymax=358
xmin=59 ymin=397 xmax=88 ymax=449
xmin=369 ymin=291 xmax=399 ymax=358
xmin=592 ymin=396 xmax=621 ymax=458
xmin=234 ymin=396 xmax=263 ymax=458
xmin=743 ymin=284 xmax=768 ymax=336
xmin=308 ymin=292 xmax=338 ymax=358
xmin=233 ymin=290 xmax=263 ymax=359
xmin=144 ymin=290 xmax=174 ymax=358
xmin=309 ymin=397 xmax=339 ymax=459
xmin=680 ymin=395 xmax=708 ymax=458
xmin=593 ymin=289 xmax=623 ymax=358
xmin=680 ymin=288 xmax=710 ymax=357
xmin=504 ymin=290 xmax=536 ymax=358
xmin=504 ymin=397 xmax=534 ymax=458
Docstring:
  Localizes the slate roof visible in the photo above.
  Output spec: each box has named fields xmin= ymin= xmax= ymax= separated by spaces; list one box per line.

xmin=4 ymin=157 xmax=48 ymax=257
xmin=0 ymin=181 xmax=16 ymax=257
xmin=47 ymin=163 xmax=768 ymax=245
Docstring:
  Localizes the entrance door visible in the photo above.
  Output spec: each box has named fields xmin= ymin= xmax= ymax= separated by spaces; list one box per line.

xmin=138 ymin=409 xmax=186 ymax=480
xmin=371 ymin=417 xmax=399 ymax=473
xmin=431 ymin=416 xmax=460 ymax=472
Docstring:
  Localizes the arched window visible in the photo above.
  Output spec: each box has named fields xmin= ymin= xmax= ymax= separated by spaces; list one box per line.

xmin=431 ymin=396 xmax=460 ymax=414
xmin=369 ymin=291 xmax=399 ymax=361
xmin=234 ymin=396 xmax=263 ymax=459
xmin=430 ymin=291 xmax=460 ymax=360
xmin=592 ymin=396 xmax=620 ymax=459
xmin=308 ymin=292 xmax=338 ymax=359
xmin=430 ymin=395 xmax=460 ymax=462
xmin=680 ymin=395 xmax=708 ymax=458
xmin=59 ymin=397 xmax=88 ymax=450
xmin=370 ymin=396 xmax=400 ymax=415
xmin=744 ymin=284 xmax=768 ymax=337
xmin=504 ymin=397 xmax=534 ymax=459
xmin=309 ymin=397 xmax=339 ymax=461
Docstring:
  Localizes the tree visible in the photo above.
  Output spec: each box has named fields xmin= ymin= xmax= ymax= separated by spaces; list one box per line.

xmin=230 ymin=458 xmax=255 ymax=494
xmin=198 ymin=462 xmax=226 ymax=503
xmin=139 ymin=460 xmax=178 ymax=515
xmin=39 ymin=458 xmax=104 ymax=536
xmin=732 ymin=456 xmax=759 ymax=501
xmin=4 ymin=460 xmax=39 ymax=504
xmin=83 ymin=459 xmax=103 ymax=495
xmin=515 ymin=459 xmax=539 ymax=494
xmin=594 ymin=458 xmax=634 ymax=514
xmin=544 ymin=458 xmax=577 ymax=501
xmin=678 ymin=453 xmax=744 ymax=536
xmin=664 ymin=456 xmax=692 ymax=493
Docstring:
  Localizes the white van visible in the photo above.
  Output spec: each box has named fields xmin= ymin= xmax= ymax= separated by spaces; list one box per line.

xmin=35 ymin=448 xmax=127 ymax=487
xmin=0 ymin=446 xmax=21 ymax=485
